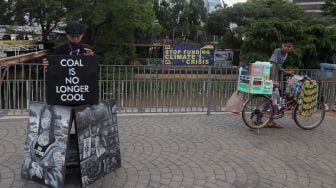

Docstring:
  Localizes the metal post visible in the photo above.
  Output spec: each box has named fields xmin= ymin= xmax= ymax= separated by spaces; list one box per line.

xmin=207 ymin=65 xmax=212 ymax=115
xmin=329 ymin=69 xmax=336 ymax=111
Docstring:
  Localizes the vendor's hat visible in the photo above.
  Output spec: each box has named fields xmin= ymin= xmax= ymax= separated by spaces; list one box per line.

xmin=65 ymin=22 xmax=86 ymax=35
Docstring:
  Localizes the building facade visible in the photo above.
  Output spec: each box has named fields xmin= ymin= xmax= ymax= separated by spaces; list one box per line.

xmin=290 ymin=0 xmax=326 ymax=14
xmin=204 ymin=0 xmax=224 ymax=13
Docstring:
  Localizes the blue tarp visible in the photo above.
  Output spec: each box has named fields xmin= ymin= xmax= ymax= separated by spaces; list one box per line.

xmin=320 ymin=63 xmax=336 ymax=79
xmin=320 ymin=63 xmax=336 ymax=70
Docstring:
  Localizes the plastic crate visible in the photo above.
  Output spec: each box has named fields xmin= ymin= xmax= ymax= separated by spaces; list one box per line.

xmin=250 ymin=77 xmax=263 ymax=93
xmin=238 ymin=75 xmax=250 ymax=93
xmin=262 ymin=80 xmax=273 ymax=95
xmin=238 ymin=76 xmax=273 ymax=94
xmin=237 ymin=65 xmax=273 ymax=94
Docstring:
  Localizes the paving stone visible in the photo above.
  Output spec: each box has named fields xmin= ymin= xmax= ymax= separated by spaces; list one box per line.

xmin=0 ymin=114 xmax=336 ymax=188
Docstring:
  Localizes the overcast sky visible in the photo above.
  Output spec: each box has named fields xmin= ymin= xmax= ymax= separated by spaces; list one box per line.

xmin=224 ymin=0 xmax=247 ymax=6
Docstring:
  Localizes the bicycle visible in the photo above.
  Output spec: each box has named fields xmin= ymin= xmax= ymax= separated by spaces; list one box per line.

xmin=241 ymin=76 xmax=325 ymax=130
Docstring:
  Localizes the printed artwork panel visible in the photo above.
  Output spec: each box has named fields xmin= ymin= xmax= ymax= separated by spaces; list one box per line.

xmin=65 ymin=134 xmax=80 ymax=174
xmin=75 ymin=100 xmax=121 ymax=187
xmin=21 ymin=102 xmax=72 ymax=188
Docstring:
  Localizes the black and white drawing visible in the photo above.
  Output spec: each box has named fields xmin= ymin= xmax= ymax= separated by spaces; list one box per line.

xmin=21 ymin=102 xmax=72 ymax=188
xmin=65 ymin=134 xmax=80 ymax=174
xmin=214 ymin=49 xmax=234 ymax=67
xmin=75 ymin=100 xmax=121 ymax=187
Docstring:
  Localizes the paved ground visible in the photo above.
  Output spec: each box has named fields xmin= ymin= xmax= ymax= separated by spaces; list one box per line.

xmin=0 ymin=113 xmax=336 ymax=188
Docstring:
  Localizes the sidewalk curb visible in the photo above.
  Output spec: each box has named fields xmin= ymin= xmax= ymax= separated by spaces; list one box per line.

xmin=0 ymin=111 xmax=237 ymax=120
xmin=1 ymin=111 xmax=333 ymax=120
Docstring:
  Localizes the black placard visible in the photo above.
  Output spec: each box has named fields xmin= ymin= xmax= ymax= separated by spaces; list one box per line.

xmin=46 ymin=55 xmax=99 ymax=106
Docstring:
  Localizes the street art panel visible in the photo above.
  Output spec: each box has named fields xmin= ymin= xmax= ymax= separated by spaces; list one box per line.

xmin=21 ymin=102 xmax=72 ymax=188
xmin=74 ymin=100 xmax=121 ymax=187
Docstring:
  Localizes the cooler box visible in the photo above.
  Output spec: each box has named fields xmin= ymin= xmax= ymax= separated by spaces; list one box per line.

xmin=254 ymin=61 xmax=272 ymax=80
xmin=237 ymin=64 xmax=273 ymax=95
xmin=238 ymin=75 xmax=250 ymax=93
xmin=251 ymin=78 xmax=273 ymax=95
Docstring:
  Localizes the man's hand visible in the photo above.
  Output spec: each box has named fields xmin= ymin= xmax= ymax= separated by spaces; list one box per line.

xmin=286 ymin=70 xmax=295 ymax=76
xmin=84 ymin=48 xmax=94 ymax=56
xmin=273 ymin=81 xmax=280 ymax=88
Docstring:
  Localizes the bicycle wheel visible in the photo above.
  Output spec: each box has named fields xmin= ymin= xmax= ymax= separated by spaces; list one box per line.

xmin=293 ymin=99 xmax=325 ymax=130
xmin=242 ymin=95 xmax=273 ymax=129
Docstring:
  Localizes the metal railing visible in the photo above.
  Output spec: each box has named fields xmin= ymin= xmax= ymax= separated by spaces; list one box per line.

xmin=1 ymin=64 xmax=336 ymax=116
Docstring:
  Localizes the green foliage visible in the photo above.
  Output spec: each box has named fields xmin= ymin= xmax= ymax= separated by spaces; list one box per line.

xmin=240 ymin=18 xmax=302 ymax=56
xmin=206 ymin=10 xmax=229 ymax=36
xmin=188 ymin=0 xmax=207 ymax=42
xmin=207 ymin=0 xmax=336 ymax=68
xmin=154 ymin=0 xmax=207 ymax=42
xmin=0 ymin=0 xmax=12 ymax=25
xmin=15 ymin=0 xmax=66 ymax=41
xmin=296 ymin=24 xmax=336 ymax=68
xmin=5 ymin=0 xmax=336 ymax=67
xmin=323 ymin=0 xmax=336 ymax=16
xmin=11 ymin=0 xmax=155 ymax=64
xmin=63 ymin=0 xmax=156 ymax=64
xmin=154 ymin=0 xmax=176 ymax=38
xmin=0 ymin=0 xmax=26 ymax=25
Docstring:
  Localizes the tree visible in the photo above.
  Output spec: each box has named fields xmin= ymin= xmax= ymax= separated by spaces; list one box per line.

xmin=295 ymin=24 xmax=336 ymax=68
xmin=188 ymin=0 xmax=207 ymax=42
xmin=154 ymin=0 xmax=182 ymax=41
xmin=206 ymin=0 xmax=336 ymax=68
xmin=0 ymin=0 xmax=26 ymax=25
xmin=154 ymin=0 xmax=206 ymax=42
xmin=206 ymin=9 xmax=229 ymax=37
xmin=323 ymin=0 xmax=336 ymax=16
xmin=206 ymin=8 xmax=234 ymax=46
xmin=64 ymin=0 xmax=156 ymax=64
xmin=16 ymin=0 xmax=66 ymax=42
xmin=0 ymin=0 xmax=15 ymax=25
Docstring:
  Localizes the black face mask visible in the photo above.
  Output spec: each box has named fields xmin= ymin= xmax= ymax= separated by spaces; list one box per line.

xmin=68 ymin=42 xmax=81 ymax=55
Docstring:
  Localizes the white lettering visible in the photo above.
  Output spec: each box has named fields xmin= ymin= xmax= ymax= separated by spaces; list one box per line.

xmin=60 ymin=94 xmax=85 ymax=101
xmin=56 ymin=85 xmax=90 ymax=93
xmin=65 ymin=77 xmax=80 ymax=84
xmin=72 ymin=77 xmax=79 ymax=84
xmin=60 ymin=59 xmax=67 ymax=66
xmin=69 ymin=68 xmax=76 ymax=75
xmin=60 ymin=59 xmax=83 ymax=67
